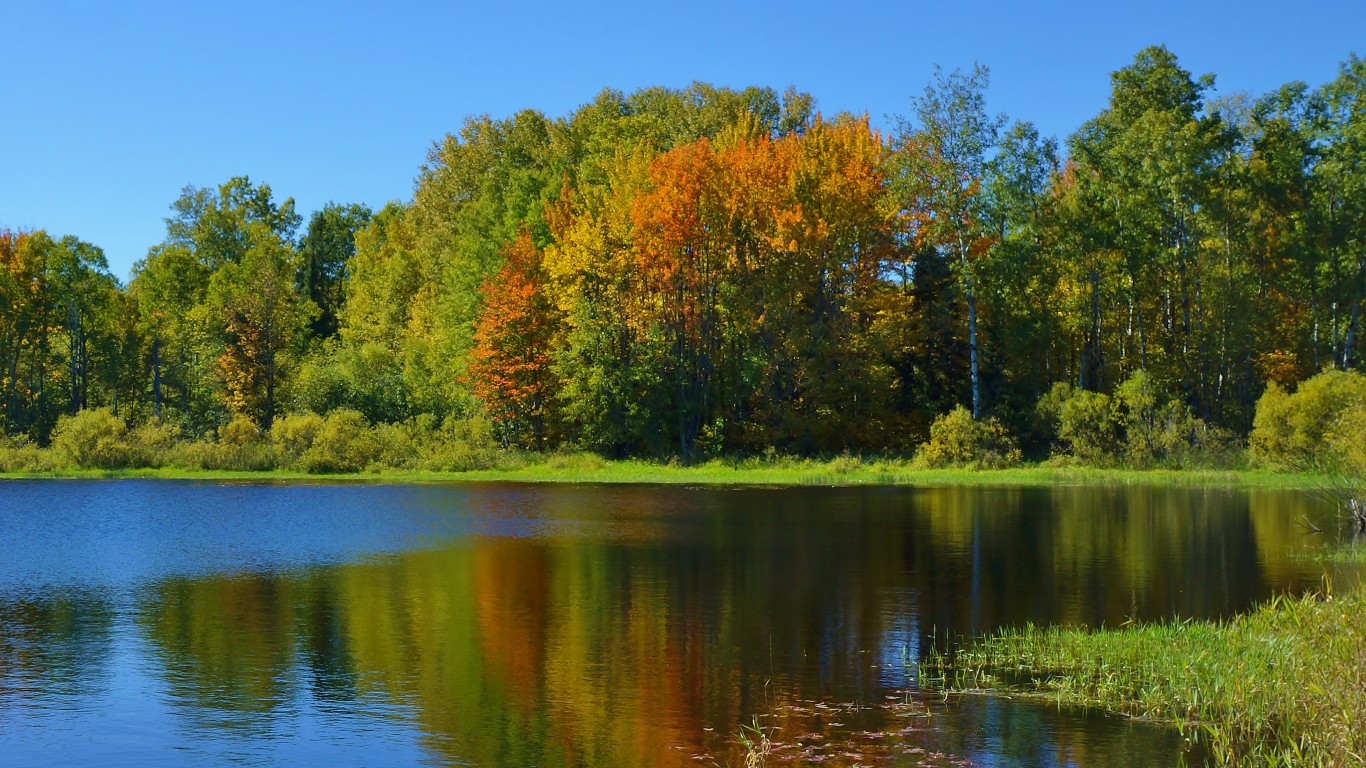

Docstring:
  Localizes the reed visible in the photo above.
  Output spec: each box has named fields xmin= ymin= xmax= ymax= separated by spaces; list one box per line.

xmin=928 ymin=567 xmax=1366 ymax=766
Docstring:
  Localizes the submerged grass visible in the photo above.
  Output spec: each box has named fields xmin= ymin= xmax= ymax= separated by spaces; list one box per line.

xmin=928 ymin=556 xmax=1366 ymax=766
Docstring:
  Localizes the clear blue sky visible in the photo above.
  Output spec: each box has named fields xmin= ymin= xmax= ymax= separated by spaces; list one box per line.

xmin=2 ymin=0 xmax=1361 ymax=281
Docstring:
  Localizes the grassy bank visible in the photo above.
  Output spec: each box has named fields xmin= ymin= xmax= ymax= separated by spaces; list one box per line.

xmin=928 ymin=553 xmax=1366 ymax=767
xmin=0 ymin=456 xmax=1329 ymax=491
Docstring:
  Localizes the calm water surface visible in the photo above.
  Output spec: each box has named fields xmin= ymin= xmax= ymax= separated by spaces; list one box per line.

xmin=0 ymin=480 xmax=1353 ymax=767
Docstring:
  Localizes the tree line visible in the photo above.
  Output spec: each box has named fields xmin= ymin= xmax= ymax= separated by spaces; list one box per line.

xmin=2 ymin=46 xmax=1364 ymax=463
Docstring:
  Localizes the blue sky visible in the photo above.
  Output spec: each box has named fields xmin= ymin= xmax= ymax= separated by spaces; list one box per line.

xmin=2 ymin=0 xmax=1362 ymax=280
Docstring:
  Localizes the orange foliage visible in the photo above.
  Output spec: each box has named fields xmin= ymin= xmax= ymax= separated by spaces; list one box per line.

xmin=469 ymin=230 xmax=564 ymax=448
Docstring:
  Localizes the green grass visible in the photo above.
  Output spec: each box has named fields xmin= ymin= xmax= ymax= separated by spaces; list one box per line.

xmin=927 ymin=554 xmax=1366 ymax=767
xmin=0 ymin=456 xmax=1329 ymax=491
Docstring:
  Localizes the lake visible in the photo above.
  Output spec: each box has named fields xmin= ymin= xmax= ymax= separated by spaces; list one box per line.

xmin=0 ymin=480 xmax=1351 ymax=766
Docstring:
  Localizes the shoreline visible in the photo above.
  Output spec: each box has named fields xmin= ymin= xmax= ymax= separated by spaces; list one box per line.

xmin=0 ymin=462 xmax=1327 ymax=491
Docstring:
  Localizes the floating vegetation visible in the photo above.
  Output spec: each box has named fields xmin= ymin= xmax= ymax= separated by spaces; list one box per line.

xmin=686 ymin=694 xmax=972 ymax=767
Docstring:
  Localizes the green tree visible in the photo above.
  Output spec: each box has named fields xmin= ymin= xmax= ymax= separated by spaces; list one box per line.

xmin=131 ymin=177 xmax=304 ymax=431
xmin=165 ymin=176 xmax=301 ymax=270
xmin=891 ymin=64 xmax=1006 ymax=418
xmin=1066 ymin=47 xmax=1228 ymax=415
xmin=981 ymin=121 xmax=1061 ymax=412
xmin=1318 ymin=55 xmax=1366 ymax=370
xmin=297 ymin=202 xmax=371 ymax=340
xmin=0 ymin=231 xmax=127 ymax=438
xmin=130 ymin=243 xmax=212 ymax=422
xmin=48 ymin=236 xmax=123 ymax=418
xmin=209 ymin=229 xmax=314 ymax=427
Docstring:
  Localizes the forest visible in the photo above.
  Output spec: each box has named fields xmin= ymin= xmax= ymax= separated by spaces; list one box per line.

xmin=2 ymin=45 xmax=1365 ymax=472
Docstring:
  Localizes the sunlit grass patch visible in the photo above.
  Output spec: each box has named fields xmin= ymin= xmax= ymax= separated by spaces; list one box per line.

xmin=928 ymin=565 xmax=1366 ymax=767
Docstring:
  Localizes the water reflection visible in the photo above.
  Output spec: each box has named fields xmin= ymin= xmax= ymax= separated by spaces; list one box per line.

xmin=0 ymin=592 xmax=115 ymax=704
xmin=0 ymin=481 xmax=1354 ymax=766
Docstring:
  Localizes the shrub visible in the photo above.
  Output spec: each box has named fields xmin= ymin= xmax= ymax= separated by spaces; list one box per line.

xmin=1056 ymin=388 xmax=1118 ymax=465
xmin=1327 ymin=402 xmax=1366 ymax=477
xmin=288 ymin=350 xmax=351 ymax=419
xmin=127 ymin=419 xmax=180 ymax=468
xmin=0 ymin=434 xmax=60 ymax=473
xmin=370 ymin=421 xmax=418 ymax=470
xmin=422 ymin=413 xmax=503 ymax=472
xmin=1140 ymin=401 xmax=1238 ymax=469
xmin=1250 ymin=369 xmax=1366 ymax=469
xmin=826 ymin=451 xmax=864 ymax=474
xmin=1041 ymin=372 xmax=1236 ymax=469
xmin=1025 ymin=382 xmax=1073 ymax=458
xmin=215 ymin=415 xmax=275 ymax=471
xmin=169 ymin=415 xmax=274 ymax=471
xmin=1113 ymin=369 xmax=1159 ymax=458
xmin=545 ymin=451 xmax=607 ymax=472
xmin=269 ymin=411 xmax=324 ymax=469
xmin=1113 ymin=371 xmax=1235 ymax=468
xmin=164 ymin=440 xmax=215 ymax=470
xmin=298 ymin=409 xmax=380 ymax=474
xmin=50 ymin=408 xmax=133 ymax=469
xmin=915 ymin=406 xmax=1021 ymax=469
xmin=1037 ymin=380 xmax=1121 ymax=466
xmin=290 ymin=342 xmax=410 ymax=425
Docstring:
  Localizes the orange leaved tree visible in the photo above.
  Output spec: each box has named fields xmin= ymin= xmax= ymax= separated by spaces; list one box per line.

xmin=469 ymin=230 xmax=564 ymax=449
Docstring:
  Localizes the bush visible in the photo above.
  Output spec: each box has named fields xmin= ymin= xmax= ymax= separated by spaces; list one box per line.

xmin=1141 ymin=401 xmax=1239 ymax=469
xmin=1056 ymin=387 xmax=1118 ymax=465
xmin=1250 ymin=369 xmax=1366 ymax=469
xmin=1327 ymin=402 xmax=1366 ymax=477
xmin=826 ymin=451 xmax=865 ymax=474
xmin=46 ymin=410 xmax=179 ymax=470
xmin=127 ymin=419 xmax=180 ymax=468
xmin=169 ymin=415 xmax=274 ymax=471
xmin=51 ymin=408 xmax=134 ymax=469
xmin=216 ymin=415 xmax=275 ymax=470
xmin=269 ymin=412 xmax=324 ymax=469
xmin=545 ymin=451 xmax=607 ymax=472
xmin=298 ymin=409 xmax=380 ymax=474
xmin=1113 ymin=369 xmax=1159 ymax=458
xmin=1036 ymin=372 xmax=1234 ymax=469
xmin=1113 ymin=371 xmax=1236 ymax=468
xmin=0 ymin=434 xmax=60 ymax=473
xmin=1248 ymin=381 xmax=1294 ymax=465
xmin=290 ymin=342 xmax=410 ymax=424
xmin=915 ymin=406 xmax=1021 ymax=469
xmin=370 ymin=421 xmax=418 ymax=470
xmin=422 ymin=413 xmax=503 ymax=471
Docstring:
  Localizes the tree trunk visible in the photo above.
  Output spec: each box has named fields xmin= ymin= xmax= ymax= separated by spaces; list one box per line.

xmin=1341 ymin=253 xmax=1366 ymax=369
xmin=1080 ymin=268 xmax=1102 ymax=391
xmin=958 ymin=235 xmax=981 ymax=418
xmin=152 ymin=337 xmax=162 ymax=418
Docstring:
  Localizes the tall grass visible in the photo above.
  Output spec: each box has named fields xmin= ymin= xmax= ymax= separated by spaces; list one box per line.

xmin=927 ymin=575 xmax=1366 ymax=766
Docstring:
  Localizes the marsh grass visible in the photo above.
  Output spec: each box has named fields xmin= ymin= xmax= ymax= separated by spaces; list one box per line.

xmin=738 ymin=716 xmax=773 ymax=768
xmin=927 ymin=571 xmax=1366 ymax=766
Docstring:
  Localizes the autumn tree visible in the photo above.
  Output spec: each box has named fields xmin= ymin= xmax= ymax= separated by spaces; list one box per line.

xmin=209 ymin=228 xmax=313 ymax=427
xmin=131 ymin=177 xmax=304 ymax=431
xmin=0 ymin=230 xmax=129 ymax=438
xmin=469 ymin=230 xmax=564 ymax=449
xmin=0 ymin=229 xmax=47 ymax=432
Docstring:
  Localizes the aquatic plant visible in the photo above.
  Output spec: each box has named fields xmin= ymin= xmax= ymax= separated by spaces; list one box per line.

xmin=928 ymin=579 xmax=1366 ymax=766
